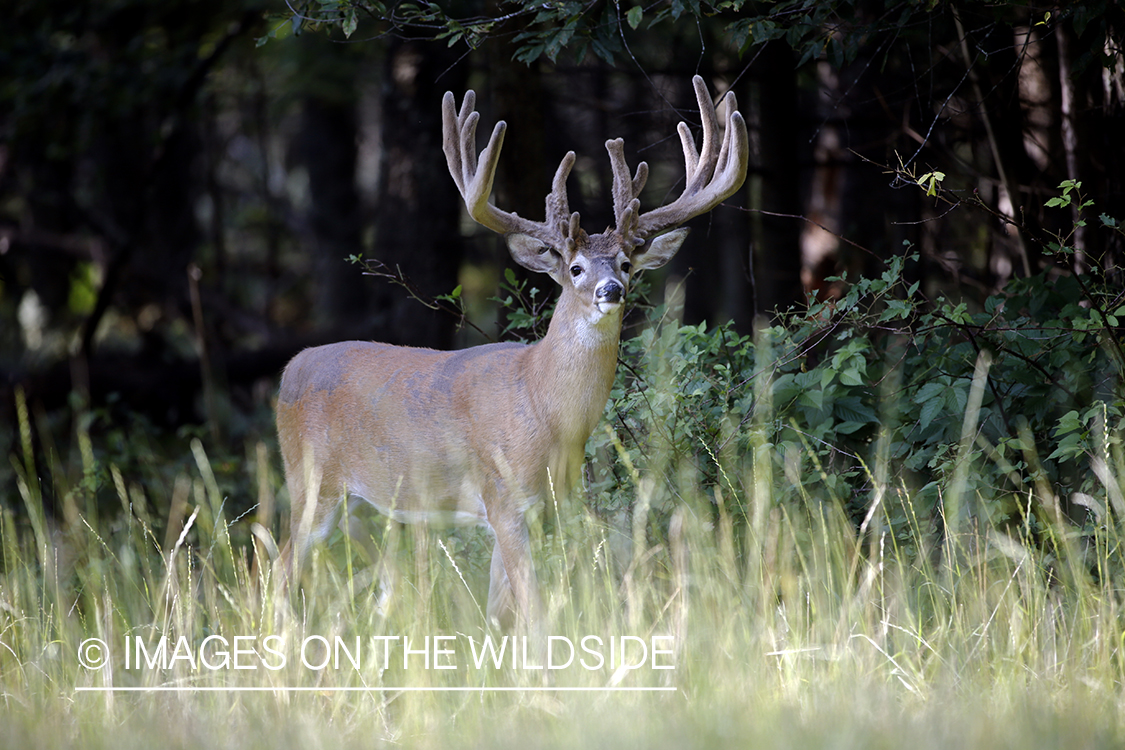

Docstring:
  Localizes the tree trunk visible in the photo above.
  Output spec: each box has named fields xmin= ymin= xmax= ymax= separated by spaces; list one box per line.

xmin=371 ymin=39 xmax=468 ymax=349
xmin=291 ymin=62 xmax=366 ymax=329
xmin=751 ymin=42 xmax=805 ymax=318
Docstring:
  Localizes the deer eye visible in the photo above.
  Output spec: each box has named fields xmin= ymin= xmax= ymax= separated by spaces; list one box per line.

xmin=621 ymin=261 xmax=632 ymax=274
xmin=570 ymin=264 xmax=582 ymax=277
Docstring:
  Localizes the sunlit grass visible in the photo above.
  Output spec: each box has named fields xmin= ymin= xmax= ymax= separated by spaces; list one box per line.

xmin=3 ymin=386 xmax=1125 ymax=748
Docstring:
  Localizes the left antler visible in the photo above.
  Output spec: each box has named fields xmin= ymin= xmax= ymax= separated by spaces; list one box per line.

xmin=605 ymin=75 xmax=749 ymax=241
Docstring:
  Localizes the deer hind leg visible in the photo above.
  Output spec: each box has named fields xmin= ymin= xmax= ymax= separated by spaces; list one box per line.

xmin=486 ymin=540 xmax=515 ymax=630
xmin=342 ymin=496 xmax=397 ymax=617
xmin=275 ymin=452 xmax=347 ymax=594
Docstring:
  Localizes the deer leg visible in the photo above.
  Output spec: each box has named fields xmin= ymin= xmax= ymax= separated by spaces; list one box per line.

xmin=278 ymin=490 xmax=344 ymax=590
xmin=342 ymin=496 xmax=381 ymax=565
xmin=486 ymin=511 xmax=540 ymax=632
xmin=272 ymin=493 xmax=342 ymax=615
xmin=342 ymin=497 xmax=397 ymax=617
xmin=486 ymin=540 xmax=515 ymax=629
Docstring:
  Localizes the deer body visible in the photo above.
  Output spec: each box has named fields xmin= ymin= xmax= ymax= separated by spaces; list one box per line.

xmin=277 ymin=296 xmax=619 ymax=535
xmin=276 ymin=76 xmax=747 ymax=629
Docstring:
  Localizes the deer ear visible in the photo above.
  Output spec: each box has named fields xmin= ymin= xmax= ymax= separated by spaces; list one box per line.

xmin=632 ymin=228 xmax=690 ymax=271
xmin=506 ymin=233 xmax=563 ymax=277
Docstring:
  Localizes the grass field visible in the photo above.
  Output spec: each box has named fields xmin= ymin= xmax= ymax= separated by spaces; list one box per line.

xmin=3 ymin=393 xmax=1125 ymax=749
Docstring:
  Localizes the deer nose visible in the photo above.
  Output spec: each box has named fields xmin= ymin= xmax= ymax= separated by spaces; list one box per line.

xmin=596 ymin=280 xmax=623 ymax=304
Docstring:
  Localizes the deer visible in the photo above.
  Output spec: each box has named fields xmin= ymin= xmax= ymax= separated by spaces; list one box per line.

xmin=273 ymin=75 xmax=747 ymax=631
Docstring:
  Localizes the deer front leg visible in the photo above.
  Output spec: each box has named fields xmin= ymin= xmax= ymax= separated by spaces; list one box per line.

xmin=486 ymin=509 xmax=541 ymax=632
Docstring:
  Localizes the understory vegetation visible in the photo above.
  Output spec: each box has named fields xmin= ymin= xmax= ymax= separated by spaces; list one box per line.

xmin=3 ymin=191 xmax=1125 ymax=748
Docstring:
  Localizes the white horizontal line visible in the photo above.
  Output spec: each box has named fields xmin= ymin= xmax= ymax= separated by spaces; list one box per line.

xmin=75 ymin=685 xmax=676 ymax=693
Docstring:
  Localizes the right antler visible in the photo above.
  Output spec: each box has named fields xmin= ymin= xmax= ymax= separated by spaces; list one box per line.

xmin=442 ymin=90 xmax=579 ymax=248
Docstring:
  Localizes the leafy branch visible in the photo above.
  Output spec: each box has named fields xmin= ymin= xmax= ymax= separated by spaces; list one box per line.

xmin=354 ymin=254 xmax=493 ymax=342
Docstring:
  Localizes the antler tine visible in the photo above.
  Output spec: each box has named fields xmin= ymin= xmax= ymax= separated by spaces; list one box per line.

xmin=442 ymin=89 xmax=565 ymax=241
xmin=635 ymin=75 xmax=749 ymax=239
xmin=681 ymin=75 xmax=721 ymax=194
xmin=441 ymin=91 xmax=475 ymax=198
xmin=545 ymin=152 xmax=578 ymax=238
xmin=606 ymin=138 xmax=649 ymax=240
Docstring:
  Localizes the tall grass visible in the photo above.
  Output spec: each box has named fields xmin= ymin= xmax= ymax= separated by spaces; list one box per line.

xmin=3 ymin=374 xmax=1125 ymax=749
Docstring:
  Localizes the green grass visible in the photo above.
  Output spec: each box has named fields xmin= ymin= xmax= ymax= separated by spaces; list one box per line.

xmin=3 ymin=401 xmax=1125 ymax=749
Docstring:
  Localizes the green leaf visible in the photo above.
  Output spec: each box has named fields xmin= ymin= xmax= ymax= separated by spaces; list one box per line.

xmin=916 ymin=381 xmax=946 ymax=404
xmin=1048 ymin=431 xmax=1086 ymax=462
xmin=918 ymin=395 xmax=945 ymax=433
xmin=727 ymin=19 xmax=752 ymax=51
xmin=626 ymin=6 xmax=643 ymax=29
xmin=835 ymin=421 xmax=866 ymax=435
xmin=1054 ymin=409 xmax=1082 ymax=437
xmin=798 ymin=389 xmax=824 ymax=410
xmin=917 ymin=171 xmax=945 ymax=197
xmin=835 ymin=397 xmax=877 ymax=425
xmin=820 ymin=366 xmax=836 ymax=390
xmin=514 ymin=43 xmax=545 ymax=64
xmin=879 ymin=299 xmax=913 ymax=322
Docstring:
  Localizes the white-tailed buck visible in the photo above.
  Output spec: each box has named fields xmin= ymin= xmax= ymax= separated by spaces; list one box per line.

xmin=275 ymin=76 xmax=747 ymax=629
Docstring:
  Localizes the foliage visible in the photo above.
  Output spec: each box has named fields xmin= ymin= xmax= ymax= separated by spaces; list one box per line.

xmin=267 ymin=0 xmax=1123 ymax=70
xmin=575 ymin=182 xmax=1125 ymax=565
xmin=491 ymin=267 xmax=556 ymax=341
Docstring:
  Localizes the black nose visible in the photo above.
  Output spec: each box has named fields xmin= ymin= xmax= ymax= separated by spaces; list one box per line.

xmin=597 ymin=281 xmax=623 ymax=303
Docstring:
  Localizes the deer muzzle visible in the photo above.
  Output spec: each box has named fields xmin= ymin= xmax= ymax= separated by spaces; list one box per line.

xmin=595 ymin=279 xmax=624 ymax=306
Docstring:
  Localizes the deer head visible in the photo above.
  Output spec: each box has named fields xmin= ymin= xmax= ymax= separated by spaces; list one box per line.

xmin=442 ymin=75 xmax=748 ymax=311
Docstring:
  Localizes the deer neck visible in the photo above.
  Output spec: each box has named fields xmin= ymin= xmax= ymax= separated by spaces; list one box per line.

xmin=525 ymin=289 xmax=622 ymax=444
